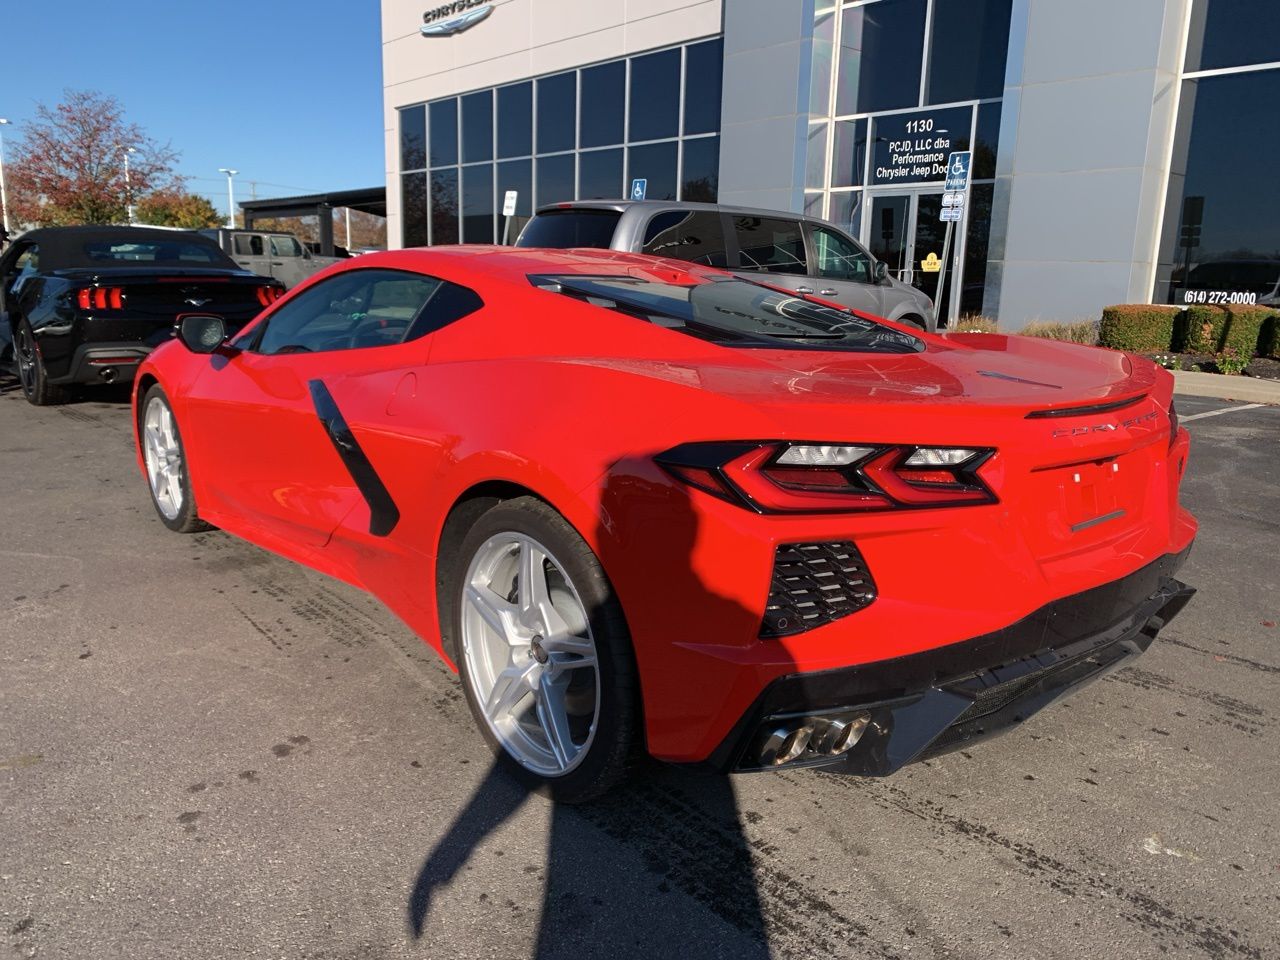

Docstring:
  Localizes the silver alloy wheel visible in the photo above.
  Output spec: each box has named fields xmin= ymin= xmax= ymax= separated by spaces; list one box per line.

xmin=142 ymin=395 xmax=184 ymax=521
xmin=460 ymin=533 xmax=600 ymax=776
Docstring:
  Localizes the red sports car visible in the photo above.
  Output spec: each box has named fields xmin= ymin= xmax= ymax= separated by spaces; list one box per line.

xmin=132 ymin=247 xmax=1196 ymax=801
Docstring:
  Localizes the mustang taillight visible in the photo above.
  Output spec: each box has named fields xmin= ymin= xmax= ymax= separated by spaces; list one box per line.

xmin=256 ymin=285 xmax=285 ymax=307
xmin=656 ymin=442 xmax=996 ymax=513
xmin=77 ymin=287 xmax=125 ymax=311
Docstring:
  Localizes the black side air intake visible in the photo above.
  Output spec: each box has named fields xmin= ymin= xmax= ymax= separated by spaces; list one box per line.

xmin=760 ymin=541 xmax=877 ymax=638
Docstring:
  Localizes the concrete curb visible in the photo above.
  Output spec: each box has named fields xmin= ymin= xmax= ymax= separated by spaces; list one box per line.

xmin=1171 ymin=370 xmax=1280 ymax=404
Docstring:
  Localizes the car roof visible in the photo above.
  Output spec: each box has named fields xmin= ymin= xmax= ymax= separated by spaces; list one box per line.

xmin=532 ymin=199 xmax=818 ymax=220
xmin=9 ymin=226 xmax=231 ymax=270
xmin=358 ymin=244 xmax=731 ymax=286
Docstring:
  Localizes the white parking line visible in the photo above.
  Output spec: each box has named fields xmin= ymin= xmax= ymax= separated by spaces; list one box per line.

xmin=1180 ymin=402 xmax=1267 ymax=423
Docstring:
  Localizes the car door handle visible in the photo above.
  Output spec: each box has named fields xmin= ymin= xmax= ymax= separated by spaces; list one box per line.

xmin=795 ymin=285 xmax=814 ymax=293
xmin=818 ymin=288 xmax=837 ymax=296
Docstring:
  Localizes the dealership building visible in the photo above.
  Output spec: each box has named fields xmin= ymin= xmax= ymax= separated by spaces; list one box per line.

xmin=381 ymin=0 xmax=1279 ymax=328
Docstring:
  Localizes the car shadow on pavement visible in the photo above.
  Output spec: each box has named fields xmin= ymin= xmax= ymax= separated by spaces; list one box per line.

xmin=408 ymin=458 xmax=789 ymax=958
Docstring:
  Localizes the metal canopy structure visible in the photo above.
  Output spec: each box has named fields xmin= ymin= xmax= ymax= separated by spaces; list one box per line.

xmin=239 ymin=186 xmax=386 ymax=257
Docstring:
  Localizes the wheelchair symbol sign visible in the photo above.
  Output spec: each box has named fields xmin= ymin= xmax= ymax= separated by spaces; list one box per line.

xmin=944 ymin=152 xmax=971 ymax=192
xmin=630 ymin=178 xmax=647 ymax=201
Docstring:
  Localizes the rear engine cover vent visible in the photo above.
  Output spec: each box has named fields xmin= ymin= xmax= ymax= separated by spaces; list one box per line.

xmin=761 ymin=541 xmax=877 ymax=638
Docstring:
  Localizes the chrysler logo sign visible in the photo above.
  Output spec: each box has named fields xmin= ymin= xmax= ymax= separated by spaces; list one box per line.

xmin=420 ymin=1 xmax=493 ymax=36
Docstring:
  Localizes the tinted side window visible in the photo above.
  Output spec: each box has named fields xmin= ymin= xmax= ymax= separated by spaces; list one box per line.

xmin=641 ymin=212 xmax=730 ymax=267
xmin=16 ymin=246 xmax=40 ymax=276
xmin=812 ymin=226 xmax=873 ymax=283
xmin=5 ymin=245 xmax=39 ymax=300
xmin=733 ymin=217 xmax=808 ymax=275
xmin=516 ymin=210 xmax=621 ymax=249
xmin=234 ymin=235 xmax=264 ymax=256
xmin=253 ymin=269 xmax=472 ymax=355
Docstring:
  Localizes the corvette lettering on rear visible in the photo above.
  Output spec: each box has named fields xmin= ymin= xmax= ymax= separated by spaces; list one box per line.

xmin=1051 ymin=410 xmax=1158 ymax=438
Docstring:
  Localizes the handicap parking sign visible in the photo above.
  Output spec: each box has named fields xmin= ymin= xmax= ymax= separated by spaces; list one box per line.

xmin=944 ymin=152 xmax=971 ymax=192
xmin=630 ymin=178 xmax=647 ymax=201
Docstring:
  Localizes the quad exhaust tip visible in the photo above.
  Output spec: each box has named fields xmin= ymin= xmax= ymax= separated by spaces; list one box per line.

xmin=759 ymin=712 xmax=872 ymax=766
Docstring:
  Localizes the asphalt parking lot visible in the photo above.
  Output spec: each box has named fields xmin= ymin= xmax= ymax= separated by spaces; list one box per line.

xmin=1 ymin=379 xmax=1276 ymax=960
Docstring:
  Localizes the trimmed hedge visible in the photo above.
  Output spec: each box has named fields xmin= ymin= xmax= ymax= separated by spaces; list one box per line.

xmin=1098 ymin=305 xmax=1181 ymax=352
xmin=1176 ymin=305 xmax=1230 ymax=353
xmin=1260 ymin=312 xmax=1280 ymax=358
xmin=1099 ymin=303 xmax=1277 ymax=356
xmin=1222 ymin=307 xmax=1273 ymax=358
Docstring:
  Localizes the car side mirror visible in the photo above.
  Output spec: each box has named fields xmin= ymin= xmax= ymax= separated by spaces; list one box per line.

xmin=177 ymin=314 xmax=228 ymax=354
xmin=874 ymin=261 xmax=890 ymax=284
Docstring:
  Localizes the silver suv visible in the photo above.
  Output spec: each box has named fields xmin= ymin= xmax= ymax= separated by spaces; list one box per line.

xmin=516 ymin=201 xmax=938 ymax=332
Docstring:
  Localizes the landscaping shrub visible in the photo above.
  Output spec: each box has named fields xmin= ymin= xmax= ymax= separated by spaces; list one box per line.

xmin=1259 ymin=312 xmax=1280 ymax=358
xmin=1019 ymin=320 xmax=1099 ymax=344
xmin=1098 ymin=305 xmax=1179 ymax=352
xmin=1221 ymin=307 xmax=1271 ymax=357
xmin=1176 ymin=305 xmax=1229 ymax=353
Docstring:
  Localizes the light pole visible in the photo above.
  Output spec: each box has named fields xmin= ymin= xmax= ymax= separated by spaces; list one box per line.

xmin=119 ymin=145 xmax=138 ymax=224
xmin=0 ymin=118 xmax=11 ymax=235
xmin=218 ymin=167 xmax=239 ymax=228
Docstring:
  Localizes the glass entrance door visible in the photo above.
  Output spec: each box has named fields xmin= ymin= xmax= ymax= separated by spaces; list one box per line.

xmin=912 ymin=193 xmax=951 ymax=313
xmin=868 ymin=195 xmax=910 ymax=285
xmin=865 ymin=190 xmax=958 ymax=324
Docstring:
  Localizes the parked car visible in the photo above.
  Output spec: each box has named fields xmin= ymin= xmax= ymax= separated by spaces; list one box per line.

xmin=516 ymin=200 xmax=939 ymax=331
xmin=0 ymin=226 xmax=283 ymax=405
xmin=132 ymin=246 xmax=1195 ymax=802
xmin=199 ymin=228 xmax=343 ymax=289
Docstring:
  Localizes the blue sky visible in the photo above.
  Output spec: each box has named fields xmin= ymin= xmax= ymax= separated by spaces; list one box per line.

xmin=1 ymin=0 xmax=385 ymax=217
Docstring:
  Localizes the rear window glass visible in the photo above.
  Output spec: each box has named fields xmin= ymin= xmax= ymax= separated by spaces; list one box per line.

xmin=641 ymin=211 xmax=730 ymax=267
xmin=83 ymin=240 xmax=231 ymax=266
xmin=516 ymin=210 xmax=621 ymax=249
xmin=532 ymin=273 xmax=923 ymax=354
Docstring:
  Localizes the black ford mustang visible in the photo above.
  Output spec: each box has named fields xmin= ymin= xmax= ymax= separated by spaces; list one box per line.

xmin=0 ymin=226 xmax=283 ymax=405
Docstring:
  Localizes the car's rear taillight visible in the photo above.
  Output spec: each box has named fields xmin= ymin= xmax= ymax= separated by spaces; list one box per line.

xmin=657 ymin=442 xmax=996 ymax=513
xmin=77 ymin=286 xmax=125 ymax=311
xmin=255 ymin=285 xmax=284 ymax=307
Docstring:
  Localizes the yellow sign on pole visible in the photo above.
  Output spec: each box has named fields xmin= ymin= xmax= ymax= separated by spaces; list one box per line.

xmin=921 ymin=252 xmax=941 ymax=273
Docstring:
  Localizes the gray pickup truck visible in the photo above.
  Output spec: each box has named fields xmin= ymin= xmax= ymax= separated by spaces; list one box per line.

xmin=198 ymin=228 xmax=342 ymax=289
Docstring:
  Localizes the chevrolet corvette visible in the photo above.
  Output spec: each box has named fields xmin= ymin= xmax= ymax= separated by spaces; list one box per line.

xmin=132 ymin=247 xmax=1196 ymax=801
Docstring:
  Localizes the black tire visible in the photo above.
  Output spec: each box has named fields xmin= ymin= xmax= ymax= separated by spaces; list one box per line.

xmin=15 ymin=320 xmax=68 ymax=406
xmin=444 ymin=496 xmax=640 ymax=803
xmin=900 ymin=314 xmax=927 ymax=332
xmin=138 ymin=384 xmax=209 ymax=534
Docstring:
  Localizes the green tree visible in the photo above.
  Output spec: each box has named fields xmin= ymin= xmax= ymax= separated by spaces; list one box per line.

xmin=135 ymin=190 xmax=222 ymax=229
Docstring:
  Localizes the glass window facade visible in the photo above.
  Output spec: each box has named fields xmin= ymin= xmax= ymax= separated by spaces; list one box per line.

xmin=1157 ymin=61 xmax=1280 ymax=304
xmin=398 ymin=38 xmax=722 ymax=247
xmin=1184 ymin=0 xmax=1280 ymax=73
xmin=808 ymin=0 xmax=1013 ymax=321
xmin=925 ymin=0 xmax=1014 ymax=105
xmin=836 ymin=0 xmax=927 ymax=115
xmin=1156 ymin=0 xmax=1280 ymax=305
